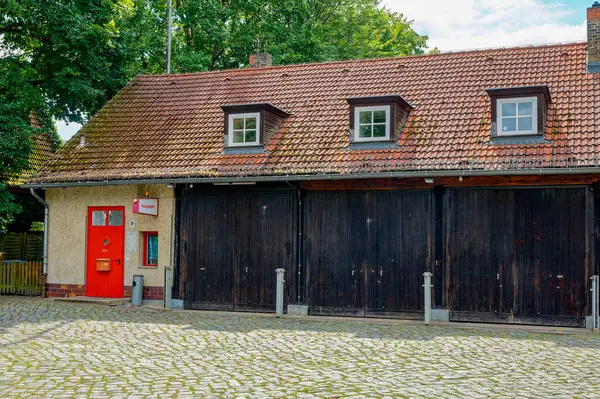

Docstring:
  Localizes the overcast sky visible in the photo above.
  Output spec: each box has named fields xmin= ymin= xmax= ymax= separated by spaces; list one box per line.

xmin=56 ymin=0 xmax=589 ymax=141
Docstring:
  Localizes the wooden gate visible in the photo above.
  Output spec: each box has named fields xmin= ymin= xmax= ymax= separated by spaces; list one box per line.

xmin=180 ymin=187 xmax=297 ymax=311
xmin=304 ymin=190 xmax=433 ymax=318
xmin=0 ymin=261 xmax=43 ymax=296
xmin=445 ymin=187 xmax=589 ymax=327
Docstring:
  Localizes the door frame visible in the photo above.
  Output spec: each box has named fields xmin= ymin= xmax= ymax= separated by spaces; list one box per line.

xmin=85 ymin=205 xmax=126 ymax=298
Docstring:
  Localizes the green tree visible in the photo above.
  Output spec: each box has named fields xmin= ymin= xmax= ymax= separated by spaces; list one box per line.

xmin=0 ymin=0 xmax=135 ymax=227
xmin=168 ymin=0 xmax=428 ymax=72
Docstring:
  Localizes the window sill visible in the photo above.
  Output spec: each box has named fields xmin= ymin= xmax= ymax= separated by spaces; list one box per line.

xmin=489 ymin=135 xmax=550 ymax=145
xmin=347 ymin=141 xmax=399 ymax=150
xmin=224 ymin=146 xmax=264 ymax=154
xmin=138 ymin=265 xmax=158 ymax=269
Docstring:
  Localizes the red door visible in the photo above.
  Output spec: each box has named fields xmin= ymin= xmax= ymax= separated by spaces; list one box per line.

xmin=86 ymin=206 xmax=125 ymax=298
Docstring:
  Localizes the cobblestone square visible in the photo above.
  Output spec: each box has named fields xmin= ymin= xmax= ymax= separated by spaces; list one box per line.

xmin=1 ymin=297 xmax=599 ymax=398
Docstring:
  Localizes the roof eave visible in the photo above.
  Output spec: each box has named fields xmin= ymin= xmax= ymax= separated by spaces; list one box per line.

xmin=23 ymin=167 xmax=600 ymax=188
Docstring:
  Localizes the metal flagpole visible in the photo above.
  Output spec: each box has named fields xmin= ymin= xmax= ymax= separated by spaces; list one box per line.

xmin=166 ymin=0 xmax=172 ymax=74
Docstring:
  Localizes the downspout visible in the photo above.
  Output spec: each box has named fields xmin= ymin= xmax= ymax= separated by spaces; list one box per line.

xmin=29 ymin=188 xmax=48 ymax=298
xmin=286 ymin=181 xmax=303 ymax=305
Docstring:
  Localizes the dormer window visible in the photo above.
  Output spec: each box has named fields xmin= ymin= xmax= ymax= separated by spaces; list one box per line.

xmin=221 ymin=103 xmax=290 ymax=152
xmin=487 ymin=86 xmax=551 ymax=139
xmin=497 ymin=97 xmax=537 ymax=135
xmin=354 ymin=106 xmax=390 ymax=141
xmin=346 ymin=96 xmax=412 ymax=147
xmin=228 ymin=113 xmax=260 ymax=146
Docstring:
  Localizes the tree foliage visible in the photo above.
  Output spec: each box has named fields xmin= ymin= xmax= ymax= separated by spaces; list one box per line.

xmin=0 ymin=0 xmax=427 ymax=228
xmin=169 ymin=0 xmax=428 ymax=72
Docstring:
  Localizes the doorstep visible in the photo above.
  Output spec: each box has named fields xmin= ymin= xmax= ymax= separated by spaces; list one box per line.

xmin=53 ymin=296 xmax=131 ymax=306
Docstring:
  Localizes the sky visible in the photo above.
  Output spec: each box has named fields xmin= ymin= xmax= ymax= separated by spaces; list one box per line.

xmin=55 ymin=0 xmax=590 ymax=141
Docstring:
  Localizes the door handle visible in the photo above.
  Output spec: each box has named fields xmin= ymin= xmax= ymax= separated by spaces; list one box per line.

xmin=116 ymin=259 xmax=121 ymax=265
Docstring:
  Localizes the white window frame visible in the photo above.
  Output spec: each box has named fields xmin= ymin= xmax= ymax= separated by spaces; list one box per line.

xmin=496 ymin=97 xmax=538 ymax=136
xmin=354 ymin=105 xmax=391 ymax=142
xmin=228 ymin=112 xmax=260 ymax=147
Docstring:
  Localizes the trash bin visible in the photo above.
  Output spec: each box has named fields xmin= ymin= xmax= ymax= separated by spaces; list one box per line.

xmin=132 ymin=275 xmax=144 ymax=306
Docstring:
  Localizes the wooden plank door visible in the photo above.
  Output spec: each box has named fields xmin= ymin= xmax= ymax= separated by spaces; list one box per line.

xmin=181 ymin=189 xmax=296 ymax=311
xmin=234 ymin=192 xmax=296 ymax=311
xmin=446 ymin=189 xmax=515 ymax=322
xmin=364 ymin=191 xmax=433 ymax=317
xmin=304 ymin=191 xmax=365 ymax=315
xmin=183 ymin=194 xmax=236 ymax=310
xmin=512 ymin=188 xmax=588 ymax=323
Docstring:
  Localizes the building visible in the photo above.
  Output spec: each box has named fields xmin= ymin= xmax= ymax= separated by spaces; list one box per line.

xmin=25 ymin=5 xmax=600 ymax=327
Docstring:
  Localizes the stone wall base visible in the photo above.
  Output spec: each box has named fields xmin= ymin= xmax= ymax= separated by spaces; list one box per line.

xmin=46 ymin=284 xmax=85 ymax=298
xmin=47 ymin=283 xmax=163 ymax=300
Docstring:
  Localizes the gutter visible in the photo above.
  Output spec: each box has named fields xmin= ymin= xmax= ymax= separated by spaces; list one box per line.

xmin=29 ymin=188 xmax=48 ymax=298
xmin=22 ymin=167 xmax=600 ymax=188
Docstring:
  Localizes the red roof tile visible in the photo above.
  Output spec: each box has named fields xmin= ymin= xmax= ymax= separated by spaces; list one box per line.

xmin=29 ymin=42 xmax=600 ymax=184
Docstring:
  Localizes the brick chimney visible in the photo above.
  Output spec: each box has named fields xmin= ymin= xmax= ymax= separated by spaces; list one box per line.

xmin=249 ymin=52 xmax=272 ymax=68
xmin=588 ymin=2 xmax=600 ymax=72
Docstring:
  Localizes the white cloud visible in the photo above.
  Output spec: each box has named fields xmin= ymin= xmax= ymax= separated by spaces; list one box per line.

xmin=383 ymin=0 xmax=586 ymax=51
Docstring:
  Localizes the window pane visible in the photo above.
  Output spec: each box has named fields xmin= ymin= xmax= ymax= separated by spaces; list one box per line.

xmin=146 ymin=234 xmax=158 ymax=265
xmin=245 ymin=129 xmax=257 ymax=143
xmin=501 ymin=117 xmax=516 ymax=132
xmin=108 ymin=211 xmax=123 ymax=226
xmin=91 ymin=211 xmax=106 ymax=226
xmin=373 ymin=124 xmax=386 ymax=137
xmin=232 ymin=130 xmax=244 ymax=143
xmin=232 ymin=118 xmax=244 ymax=130
xmin=359 ymin=111 xmax=372 ymax=124
xmin=518 ymin=101 xmax=533 ymax=116
xmin=501 ymin=102 xmax=516 ymax=117
xmin=245 ymin=117 xmax=256 ymax=129
xmin=518 ymin=116 xmax=533 ymax=131
xmin=373 ymin=110 xmax=386 ymax=123
xmin=358 ymin=125 xmax=372 ymax=138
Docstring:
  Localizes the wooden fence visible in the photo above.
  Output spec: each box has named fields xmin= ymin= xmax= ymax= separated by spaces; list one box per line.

xmin=0 ymin=261 xmax=43 ymax=296
xmin=0 ymin=233 xmax=44 ymax=261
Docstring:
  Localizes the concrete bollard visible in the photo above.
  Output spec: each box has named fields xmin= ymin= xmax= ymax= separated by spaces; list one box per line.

xmin=423 ymin=272 xmax=433 ymax=325
xmin=275 ymin=268 xmax=285 ymax=318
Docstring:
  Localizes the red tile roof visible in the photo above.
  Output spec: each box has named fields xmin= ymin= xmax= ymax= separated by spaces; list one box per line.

xmin=29 ymin=42 xmax=600 ymax=184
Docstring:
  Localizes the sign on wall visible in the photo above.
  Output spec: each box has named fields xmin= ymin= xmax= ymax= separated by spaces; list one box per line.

xmin=133 ymin=198 xmax=159 ymax=216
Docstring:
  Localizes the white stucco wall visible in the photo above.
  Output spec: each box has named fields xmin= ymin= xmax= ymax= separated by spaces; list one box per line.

xmin=45 ymin=184 xmax=175 ymax=287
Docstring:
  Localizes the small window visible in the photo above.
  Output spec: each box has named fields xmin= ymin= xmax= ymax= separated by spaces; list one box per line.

xmin=108 ymin=210 xmax=123 ymax=226
xmin=354 ymin=105 xmax=390 ymax=142
xmin=228 ymin=112 xmax=260 ymax=146
xmin=91 ymin=211 xmax=106 ymax=226
xmin=497 ymin=97 xmax=537 ymax=135
xmin=143 ymin=232 xmax=158 ymax=266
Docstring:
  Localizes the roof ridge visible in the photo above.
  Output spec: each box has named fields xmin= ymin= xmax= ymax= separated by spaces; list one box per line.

xmin=135 ymin=41 xmax=587 ymax=79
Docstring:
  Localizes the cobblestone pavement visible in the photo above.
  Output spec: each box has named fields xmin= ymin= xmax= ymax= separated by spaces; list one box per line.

xmin=1 ymin=297 xmax=600 ymax=398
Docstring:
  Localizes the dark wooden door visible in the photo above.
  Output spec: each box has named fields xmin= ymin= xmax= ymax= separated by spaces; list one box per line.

xmin=181 ymin=189 xmax=296 ymax=311
xmin=304 ymin=190 xmax=433 ymax=317
xmin=446 ymin=187 xmax=589 ymax=326
xmin=182 ymin=194 xmax=236 ymax=309
xmin=512 ymin=188 xmax=588 ymax=322
xmin=234 ymin=192 xmax=297 ymax=311
xmin=303 ymin=191 xmax=365 ymax=315
xmin=445 ymin=189 xmax=515 ymax=321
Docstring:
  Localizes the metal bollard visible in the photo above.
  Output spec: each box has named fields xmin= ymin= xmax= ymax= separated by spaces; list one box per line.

xmin=164 ymin=265 xmax=173 ymax=311
xmin=275 ymin=268 xmax=285 ymax=318
xmin=423 ymin=272 xmax=433 ymax=325
xmin=592 ymin=275 xmax=599 ymax=331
